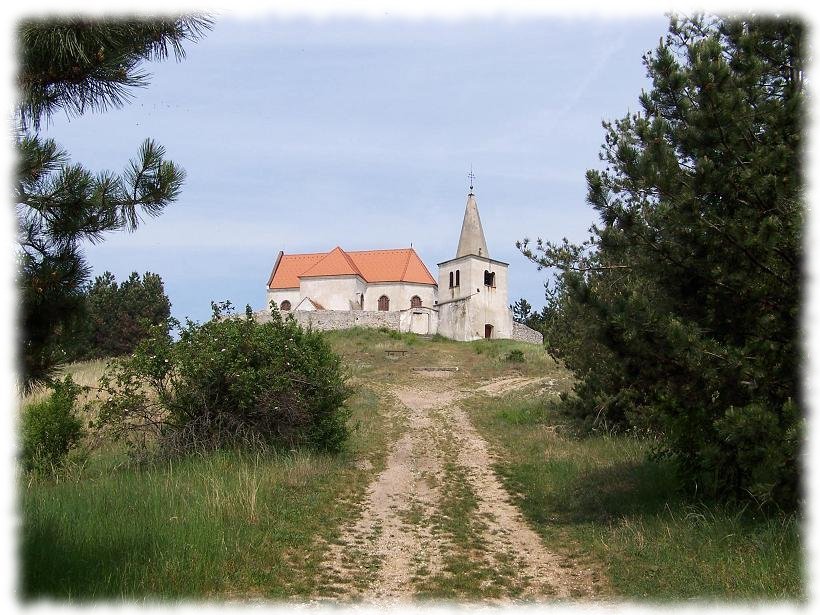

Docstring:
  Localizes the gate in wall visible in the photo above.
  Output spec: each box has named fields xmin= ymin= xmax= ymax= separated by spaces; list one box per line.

xmin=410 ymin=311 xmax=430 ymax=335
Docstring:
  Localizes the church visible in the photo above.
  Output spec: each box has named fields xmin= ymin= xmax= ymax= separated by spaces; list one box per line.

xmin=264 ymin=187 xmax=539 ymax=343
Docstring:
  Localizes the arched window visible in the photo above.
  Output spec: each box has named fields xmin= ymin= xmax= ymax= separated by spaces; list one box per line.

xmin=449 ymin=271 xmax=454 ymax=288
xmin=455 ymin=270 xmax=460 ymax=286
xmin=410 ymin=295 xmax=422 ymax=308
xmin=378 ymin=295 xmax=390 ymax=311
xmin=280 ymin=300 xmax=291 ymax=311
xmin=484 ymin=270 xmax=495 ymax=287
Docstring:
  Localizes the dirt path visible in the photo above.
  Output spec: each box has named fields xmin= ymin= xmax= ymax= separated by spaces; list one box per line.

xmin=318 ymin=371 xmax=601 ymax=603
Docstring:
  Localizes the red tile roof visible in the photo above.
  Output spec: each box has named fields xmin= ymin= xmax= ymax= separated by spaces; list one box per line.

xmin=300 ymin=246 xmax=362 ymax=278
xmin=268 ymin=247 xmax=436 ymax=289
xmin=266 ymin=251 xmax=326 ymax=289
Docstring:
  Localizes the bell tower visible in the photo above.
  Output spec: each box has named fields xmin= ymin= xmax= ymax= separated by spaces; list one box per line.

xmin=437 ymin=180 xmax=513 ymax=341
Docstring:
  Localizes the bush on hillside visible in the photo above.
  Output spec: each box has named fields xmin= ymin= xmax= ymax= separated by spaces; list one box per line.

xmin=506 ymin=349 xmax=525 ymax=363
xmin=96 ymin=302 xmax=350 ymax=456
xmin=21 ymin=376 xmax=85 ymax=472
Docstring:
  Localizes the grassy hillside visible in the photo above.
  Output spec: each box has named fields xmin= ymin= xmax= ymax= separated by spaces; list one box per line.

xmin=18 ymin=328 xmax=803 ymax=601
xmin=465 ymin=393 xmax=803 ymax=600
xmin=21 ymin=387 xmax=390 ymax=599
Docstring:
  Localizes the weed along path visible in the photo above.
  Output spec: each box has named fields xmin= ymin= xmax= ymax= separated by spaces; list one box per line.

xmin=318 ymin=369 xmax=601 ymax=602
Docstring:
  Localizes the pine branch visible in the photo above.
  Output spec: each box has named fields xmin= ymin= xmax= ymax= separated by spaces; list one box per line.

xmin=17 ymin=15 xmax=213 ymax=129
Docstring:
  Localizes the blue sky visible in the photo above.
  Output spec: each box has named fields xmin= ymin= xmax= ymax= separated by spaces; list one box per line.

xmin=39 ymin=14 xmax=671 ymax=324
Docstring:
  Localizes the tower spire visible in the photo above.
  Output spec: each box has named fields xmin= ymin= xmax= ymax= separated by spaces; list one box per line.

xmin=455 ymin=186 xmax=489 ymax=259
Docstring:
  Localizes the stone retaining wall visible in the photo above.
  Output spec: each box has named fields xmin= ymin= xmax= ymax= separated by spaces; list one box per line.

xmin=253 ymin=307 xmax=543 ymax=344
xmin=511 ymin=321 xmax=544 ymax=345
xmin=254 ymin=309 xmax=399 ymax=332
xmin=293 ymin=310 xmax=399 ymax=332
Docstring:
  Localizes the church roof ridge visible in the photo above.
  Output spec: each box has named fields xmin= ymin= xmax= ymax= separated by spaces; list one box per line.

xmin=334 ymin=245 xmax=364 ymax=276
xmin=345 ymin=247 xmax=416 ymax=255
xmin=400 ymin=247 xmax=413 ymax=281
xmin=268 ymin=246 xmax=436 ymax=288
xmin=300 ymin=246 xmax=362 ymax=279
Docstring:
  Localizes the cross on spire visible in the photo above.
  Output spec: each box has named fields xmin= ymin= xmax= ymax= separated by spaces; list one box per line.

xmin=468 ymin=167 xmax=475 ymax=194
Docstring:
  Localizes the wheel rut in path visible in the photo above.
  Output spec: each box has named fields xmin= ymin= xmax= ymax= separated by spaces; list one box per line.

xmin=318 ymin=372 xmax=601 ymax=602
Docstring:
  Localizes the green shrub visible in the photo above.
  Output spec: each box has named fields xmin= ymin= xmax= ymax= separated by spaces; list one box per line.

xmin=505 ymin=349 xmax=525 ymax=363
xmin=21 ymin=376 xmax=84 ymax=472
xmin=96 ymin=303 xmax=351 ymax=456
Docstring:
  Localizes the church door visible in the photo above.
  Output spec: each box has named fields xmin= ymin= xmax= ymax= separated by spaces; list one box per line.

xmin=484 ymin=324 xmax=493 ymax=339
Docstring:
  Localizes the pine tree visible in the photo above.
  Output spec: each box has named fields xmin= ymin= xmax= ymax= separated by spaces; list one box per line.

xmin=15 ymin=16 xmax=211 ymax=390
xmin=68 ymin=271 xmax=172 ymax=359
xmin=510 ymin=298 xmax=533 ymax=324
xmin=520 ymin=15 xmax=803 ymax=507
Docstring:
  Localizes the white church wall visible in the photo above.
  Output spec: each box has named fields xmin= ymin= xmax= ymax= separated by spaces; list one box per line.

xmin=436 ymin=299 xmax=470 ymax=340
xmin=437 ymin=260 xmax=470 ymax=304
xmin=294 ymin=296 xmax=317 ymax=311
xmin=468 ymin=259 xmax=513 ymax=340
xmin=363 ymin=282 xmax=437 ymax=312
xmin=267 ymin=279 xmax=437 ymax=321
xmin=266 ymin=288 xmax=300 ymax=314
xmin=299 ymin=275 xmax=364 ymax=311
